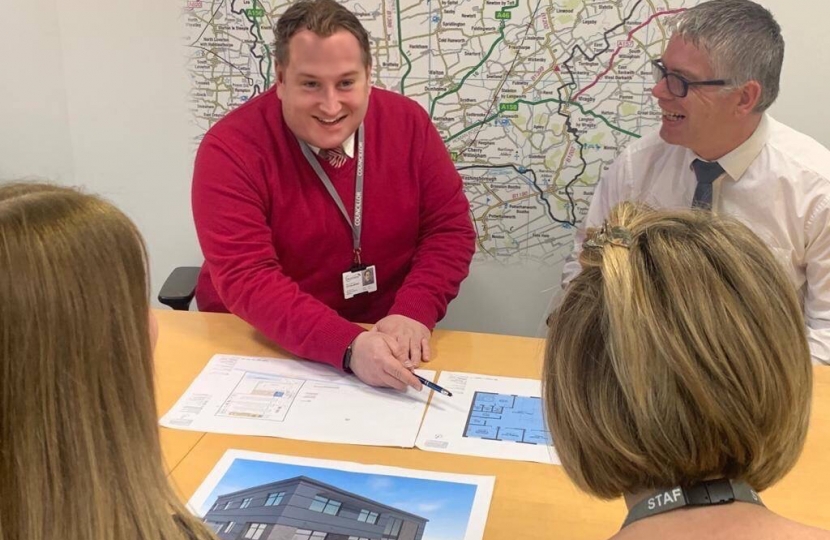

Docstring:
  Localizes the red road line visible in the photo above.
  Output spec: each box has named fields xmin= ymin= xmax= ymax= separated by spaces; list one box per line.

xmin=572 ymin=8 xmax=686 ymax=99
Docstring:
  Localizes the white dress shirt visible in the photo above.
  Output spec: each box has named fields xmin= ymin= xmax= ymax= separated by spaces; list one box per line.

xmin=562 ymin=115 xmax=830 ymax=365
xmin=308 ymin=131 xmax=356 ymax=158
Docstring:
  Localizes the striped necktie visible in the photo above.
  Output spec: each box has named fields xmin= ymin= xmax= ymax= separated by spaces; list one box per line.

xmin=319 ymin=146 xmax=347 ymax=168
xmin=691 ymin=159 xmax=724 ymax=210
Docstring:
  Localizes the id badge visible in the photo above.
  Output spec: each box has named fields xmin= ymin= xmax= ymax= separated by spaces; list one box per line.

xmin=342 ymin=264 xmax=377 ymax=299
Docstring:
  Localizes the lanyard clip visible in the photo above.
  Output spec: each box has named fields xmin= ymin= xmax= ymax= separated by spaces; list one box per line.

xmin=351 ymin=248 xmax=363 ymax=271
xmin=684 ymin=479 xmax=735 ymax=506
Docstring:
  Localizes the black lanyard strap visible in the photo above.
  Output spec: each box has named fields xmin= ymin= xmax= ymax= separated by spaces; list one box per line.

xmin=622 ymin=479 xmax=764 ymax=528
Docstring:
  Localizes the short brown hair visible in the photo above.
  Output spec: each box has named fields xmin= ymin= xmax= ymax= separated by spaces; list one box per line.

xmin=544 ymin=203 xmax=812 ymax=499
xmin=274 ymin=0 xmax=371 ymax=68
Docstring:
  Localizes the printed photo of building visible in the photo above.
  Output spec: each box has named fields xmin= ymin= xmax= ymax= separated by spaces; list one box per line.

xmin=202 ymin=475 xmax=428 ymax=540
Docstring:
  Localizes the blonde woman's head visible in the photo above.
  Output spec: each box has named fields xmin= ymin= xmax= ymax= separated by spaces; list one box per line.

xmin=0 ymin=182 xmax=214 ymax=540
xmin=544 ymin=202 xmax=811 ymax=499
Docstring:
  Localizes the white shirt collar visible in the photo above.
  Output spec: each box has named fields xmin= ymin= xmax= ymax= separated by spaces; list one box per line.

xmin=688 ymin=114 xmax=769 ymax=183
xmin=307 ymin=131 xmax=356 ymax=158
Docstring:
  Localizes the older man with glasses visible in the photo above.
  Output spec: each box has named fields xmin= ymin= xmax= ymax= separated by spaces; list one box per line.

xmin=562 ymin=0 xmax=830 ymax=366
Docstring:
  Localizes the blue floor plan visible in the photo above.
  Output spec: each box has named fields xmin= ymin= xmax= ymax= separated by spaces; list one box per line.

xmin=463 ymin=392 xmax=552 ymax=445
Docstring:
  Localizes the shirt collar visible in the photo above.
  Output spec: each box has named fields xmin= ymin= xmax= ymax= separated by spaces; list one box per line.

xmin=307 ymin=131 xmax=356 ymax=159
xmin=688 ymin=114 xmax=769 ymax=182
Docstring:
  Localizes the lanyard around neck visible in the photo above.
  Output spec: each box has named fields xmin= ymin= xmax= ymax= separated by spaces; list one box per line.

xmin=298 ymin=125 xmax=365 ymax=262
xmin=622 ymin=479 xmax=764 ymax=528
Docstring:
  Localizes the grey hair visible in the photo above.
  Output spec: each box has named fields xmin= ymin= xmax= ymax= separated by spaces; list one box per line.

xmin=671 ymin=0 xmax=784 ymax=112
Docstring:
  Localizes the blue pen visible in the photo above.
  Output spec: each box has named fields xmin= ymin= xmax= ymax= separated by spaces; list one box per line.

xmin=414 ymin=374 xmax=453 ymax=397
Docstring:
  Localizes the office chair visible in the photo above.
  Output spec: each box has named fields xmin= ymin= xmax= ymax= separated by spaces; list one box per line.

xmin=157 ymin=266 xmax=201 ymax=311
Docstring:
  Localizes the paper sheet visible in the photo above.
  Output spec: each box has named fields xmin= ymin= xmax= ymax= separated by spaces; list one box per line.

xmin=188 ymin=449 xmax=495 ymax=540
xmin=416 ymin=371 xmax=559 ymax=464
xmin=160 ymin=354 xmax=435 ymax=447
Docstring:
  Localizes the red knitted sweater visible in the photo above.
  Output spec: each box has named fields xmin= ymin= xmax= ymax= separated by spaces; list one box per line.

xmin=192 ymin=87 xmax=475 ymax=368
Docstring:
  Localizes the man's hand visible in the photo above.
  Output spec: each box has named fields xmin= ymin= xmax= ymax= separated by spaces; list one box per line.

xmin=349 ymin=331 xmax=423 ymax=391
xmin=374 ymin=315 xmax=432 ymax=368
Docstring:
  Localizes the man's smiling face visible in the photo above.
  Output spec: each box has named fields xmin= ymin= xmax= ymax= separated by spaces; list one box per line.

xmin=652 ymin=36 xmax=742 ymax=160
xmin=276 ymin=29 xmax=371 ymax=150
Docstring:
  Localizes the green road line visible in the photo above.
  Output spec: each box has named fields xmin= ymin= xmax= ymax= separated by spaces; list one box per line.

xmin=249 ymin=0 xmax=271 ymax=88
xmin=425 ymin=0 xmax=641 ymax=142
xmin=514 ymin=98 xmax=641 ymax=138
xmin=429 ymin=0 xmax=519 ymax=118
xmin=445 ymin=112 xmax=501 ymax=143
xmin=429 ymin=33 xmax=503 ymax=118
xmin=444 ymin=98 xmax=640 ymax=143
xmin=396 ymin=0 xmax=413 ymax=95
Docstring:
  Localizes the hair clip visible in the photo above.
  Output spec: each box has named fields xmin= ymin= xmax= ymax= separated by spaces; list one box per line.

xmin=584 ymin=221 xmax=633 ymax=250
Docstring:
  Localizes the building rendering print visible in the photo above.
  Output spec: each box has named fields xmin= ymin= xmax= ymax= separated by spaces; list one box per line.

xmin=203 ymin=475 xmax=428 ymax=540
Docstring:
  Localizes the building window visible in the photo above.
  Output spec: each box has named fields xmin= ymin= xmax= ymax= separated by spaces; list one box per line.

xmin=357 ymin=510 xmax=379 ymax=524
xmin=240 ymin=497 xmax=253 ymax=509
xmin=223 ymin=522 xmax=236 ymax=533
xmin=206 ymin=521 xmax=224 ymax=533
xmin=382 ymin=517 xmax=403 ymax=539
xmin=292 ymin=530 xmax=327 ymax=540
xmin=213 ymin=501 xmax=222 ymax=510
xmin=309 ymin=495 xmax=341 ymax=516
xmin=224 ymin=500 xmax=233 ymax=510
xmin=243 ymin=523 xmax=267 ymax=540
xmin=348 ymin=537 xmax=371 ymax=540
xmin=265 ymin=491 xmax=285 ymax=506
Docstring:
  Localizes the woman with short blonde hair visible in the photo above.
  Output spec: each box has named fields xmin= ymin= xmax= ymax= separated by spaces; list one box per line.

xmin=545 ymin=202 xmax=826 ymax=539
xmin=0 ymin=183 xmax=216 ymax=540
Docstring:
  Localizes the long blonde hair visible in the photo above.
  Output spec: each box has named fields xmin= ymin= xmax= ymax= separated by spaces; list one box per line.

xmin=0 ymin=183 xmax=215 ymax=540
xmin=545 ymin=202 xmax=812 ymax=499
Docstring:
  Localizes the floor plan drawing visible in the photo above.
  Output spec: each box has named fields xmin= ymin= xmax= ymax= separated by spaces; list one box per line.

xmin=463 ymin=392 xmax=551 ymax=445
xmin=160 ymin=354 xmax=435 ymax=447
xmin=416 ymin=372 xmax=559 ymax=464
xmin=216 ymin=373 xmax=306 ymax=422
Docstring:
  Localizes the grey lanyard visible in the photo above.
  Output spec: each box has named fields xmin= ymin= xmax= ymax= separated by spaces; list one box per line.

xmin=622 ymin=479 xmax=764 ymax=528
xmin=298 ymin=125 xmax=365 ymax=265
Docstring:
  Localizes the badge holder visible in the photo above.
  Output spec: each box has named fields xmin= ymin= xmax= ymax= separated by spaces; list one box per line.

xmin=342 ymin=249 xmax=377 ymax=299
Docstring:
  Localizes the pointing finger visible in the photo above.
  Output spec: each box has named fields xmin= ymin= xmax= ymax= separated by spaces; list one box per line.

xmin=379 ymin=371 xmax=408 ymax=391
xmin=385 ymin=361 xmax=422 ymax=391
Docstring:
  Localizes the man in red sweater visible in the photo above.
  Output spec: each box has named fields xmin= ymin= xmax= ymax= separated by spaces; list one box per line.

xmin=192 ymin=0 xmax=476 ymax=390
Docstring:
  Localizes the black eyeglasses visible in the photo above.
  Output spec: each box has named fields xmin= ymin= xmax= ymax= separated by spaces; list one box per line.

xmin=651 ymin=59 xmax=729 ymax=98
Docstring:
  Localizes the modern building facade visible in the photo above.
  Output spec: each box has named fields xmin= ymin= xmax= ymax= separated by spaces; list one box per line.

xmin=202 ymin=476 xmax=428 ymax=540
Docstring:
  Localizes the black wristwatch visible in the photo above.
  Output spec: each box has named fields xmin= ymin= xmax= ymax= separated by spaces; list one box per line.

xmin=342 ymin=340 xmax=355 ymax=373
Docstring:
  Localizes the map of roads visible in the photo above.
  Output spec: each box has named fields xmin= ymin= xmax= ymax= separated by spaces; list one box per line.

xmin=184 ymin=0 xmax=693 ymax=264
xmin=464 ymin=391 xmax=551 ymax=444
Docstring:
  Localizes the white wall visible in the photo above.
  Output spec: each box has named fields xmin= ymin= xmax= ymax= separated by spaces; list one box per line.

xmin=440 ymin=262 xmax=560 ymax=337
xmin=760 ymin=0 xmax=830 ymax=145
xmin=0 ymin=0 xmax=74 ymax=183
xmin=54 ymin=0 xmax=199 ymax=301
xmin=1 ymin=0 xmax=827 ymax=337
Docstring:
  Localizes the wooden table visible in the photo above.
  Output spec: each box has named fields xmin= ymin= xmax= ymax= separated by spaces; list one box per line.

xmin=155 ymin=310 xmax=830 ymax=539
